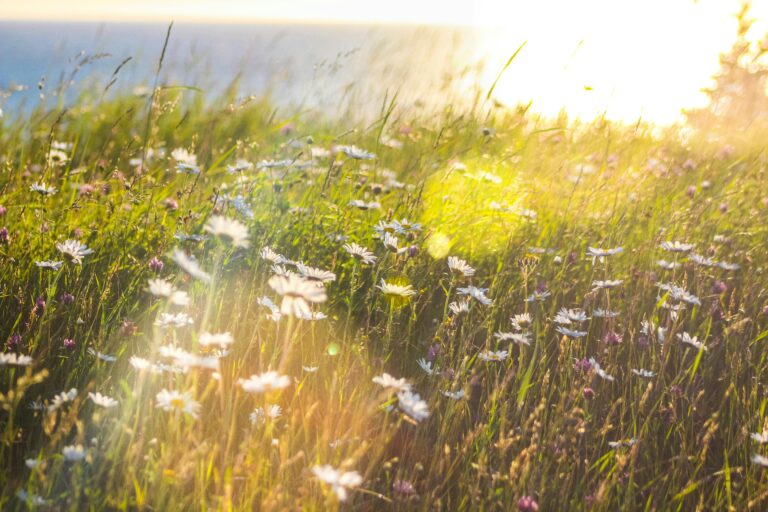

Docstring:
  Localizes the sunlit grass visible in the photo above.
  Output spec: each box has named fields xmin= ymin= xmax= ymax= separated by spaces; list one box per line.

xmin=0 ymin=63 xmax=767 ymax=511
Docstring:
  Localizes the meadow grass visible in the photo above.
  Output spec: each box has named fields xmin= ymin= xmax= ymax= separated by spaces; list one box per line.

xmin=1 ymin=69 xmax=768 ymax=511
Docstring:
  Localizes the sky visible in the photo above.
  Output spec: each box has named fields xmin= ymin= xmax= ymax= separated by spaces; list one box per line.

xmin=2 ymin=0 xmax=768 ymax=124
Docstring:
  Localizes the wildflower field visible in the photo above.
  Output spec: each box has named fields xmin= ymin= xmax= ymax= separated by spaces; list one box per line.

xmin=3 ymin=46 xmax=768 ymax=511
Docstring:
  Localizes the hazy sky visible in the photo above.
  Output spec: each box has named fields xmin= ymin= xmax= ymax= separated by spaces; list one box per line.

xmin=2 ymin=0 xmax=768 ymax=124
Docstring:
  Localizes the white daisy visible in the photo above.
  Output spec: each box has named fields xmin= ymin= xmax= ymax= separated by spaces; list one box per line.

xmin=677 ymin=332 xmax=707 ymax=351
xmin=337 ymin=144 xmax=375 ymax=160
xmin=268 ymin=274 xmax=327 ymax=317
xmin=631 ymin=369 xmax=656 ymax=378
xmin=343 ymin=243 xmax=377 ymax=265
xmin=35 ymin=260 xmax=63 ymax=271
xmin=312 ymin=465 xmax=364 ymax=502
xmin=154 ymin=312 xmax=194 ymax=329
xmin=592 ymin=279 xmax=623 ymax=290
xmin=372 ymin=373 xmax=411 ymax=391
xmin=688 ymin=253 xmax=715 ymax=267
xmin=456 ymin=286 xmax=492 ymax=305
xmin=554 ymin=308 xmax=589 ymax=325
xmin=48 ymin=388 xmax=77 ymax=413
xmin=204 ymin=215 xmax=250 ymax=248
xmin=88 ymin=392 xmax=118 ymax=408
xmin=62 ymin=444 xmax=86 ymax=461
xmin=510 ymin=313 xmax=532 ymax=331
xmin=448 ymin=300 xmax=471 ymax=315
xmin=0 ymin=353 xmax=33 ymax=366
xmin=30 ymin=182 xmax=57 ymax=196
xmin=556 ymin=326 xmax=588 ymax=338
xmin=87 ymin=348 xmax=117 ymax=362
xmin=588 ymin=358 xmax=615 ymax=381
xmin=155 ymin=389 xmax=200 ymax=418
xmin=660 ymin=241 xmax=694 ymax=253
xmin=377 ymin=279 xmax=416 ymax=298
xmin=397 ymin=388 xmax=430 ymax=422
xmin=494 ymin=331 xmax=531 ymax=346
xmin=171 ymin=249 xmax=211 ymax=283
xmin=447 ymin=256 xmax=475 ymax=277
xmin=198 ymin=332 xmax=234 ymax=348
xmin=417 ymin=358 xmax=438 ymax=376
xmin=56 ymin=239 xmax=94 ymax=264
xmin=238 ymin=371 xmax=290 ymax=393
xmin=296 ymin=262 xmax=336 ymax=283
xmin=587 ymin=246 xmax=623 ymax=263
xmin=478 ymin=350 xmax=509 ymax=362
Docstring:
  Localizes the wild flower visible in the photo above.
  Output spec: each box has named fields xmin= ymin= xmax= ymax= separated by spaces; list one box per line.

xmin=30 ymin=182 xmax=57 ymax=196
xmin=494 ymin=332 xmax=531 ymax=345
xmin=751 ymin=453 xmax=768 ymax=467
xmin=631 ymin=369 xmax=656 ymax=378
xmin=171 ymin=249 xmax=211 ymax=283
xmin=377 ymin=279 xmax=416 ymax=298
xmin=250 ymin=405 xmax=282 ymax=424
xmin=87 ymin=348 xmax=117 ymax=362
xmin=56 ymin=239 xmax=94 ymax=264
xmin=48 ymin=388 xmax=77 ymax=413
xmin=171 ymin=148 xmax=197 ymax=165
xmin=312 ymin=465 xmax=364 ymax=501
xmin=257 ymin=296 xmax=282 ymax=321
xmin=526 ymin=290 xmax=551 ymax=302
xmin=688 ymin=253 xmax=715 ymax=267
xmin=456 ymin=286 xmax=492 ymax=305
xmin=198 ymin=332 xmax=234 ymax=348
xmin=750 ymin=431 xmax=768 ymax=444
xmin=592 ymin=279 xmax=623 ymax=290
xmin=62 ymin=444 xmax=86 ymax=461
xmin=417 ymin=358 xmax=438 ymax=376
xmin=397 ymin=388 xmax=430 ymax=422
xmin=337 ymin=144 xmax=375 ymax=160
xmin=717 ymin=261 xmax=740 ymax=271
xmin=343 ymin=243 xmax=377 ymax=264
xmin=16 ymin=490 xmax=47 ymax=506
xmin=441 ymin=389 xmax=465 ymax=400
xmin=660 ymin=241 xmax=694 ymax=253
xmin=447 ymin=256 xmax=475 ymax=277
xmin=478 ymin=350 xmax=509 ymax=362
xmin=88 ymin=392 xmax=118 ymax=408
xmin=554 ymin=308 xmax=589 ymax=325
xmin=155 ymin=389 xmax=200 ymax=418
xmin=511 ymin=313 xmax=532 ymax=331
xmin=204 ymin=215 xmax=250 ymax=248
xmin=36 ymin=260 xmax=63 ymax=270
xmin=448 ymin=300 xmax=471 ymax=315
xmin=383 ymin=233 xmax=404 ymax=254
xmin=159 ymin=345 xmax=220 ymax=371
xmin=588 ymin=358 xmax=615 ymax=381
xmin=238 ymin=371 xmax=291 ymax=393
xmin=297 ymin=262 xmax=336 ymax=283
xmin=556 ymin=326 xmax=588 ymax=338
xmin=592 ymin=308 xmax=620 ymax=318
xmin=268 ymin=274 xmax=327 ymax=317
xmin=349 ymin=199 xmax=380 ymax=210
xmin=154 ymin=312 xmax=194 ymax=329
xmin=372 ymin=373 xmax=411 ymax=391
xmin=677 ymin=332 xmax=707 ymax=351
xmin=587 ymin=246 xmax=623 ymax=263
xmin=0 ymin=353 xmax=33 ymax=366
xmin=657 ymin=259 xmax=681 ymax=270
xmin=147 ymin=278 xmax=189 ymax=306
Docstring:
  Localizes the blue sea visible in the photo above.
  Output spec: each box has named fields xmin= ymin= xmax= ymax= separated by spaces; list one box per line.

xmin=0 ymin=21 xmax=489 ymax=118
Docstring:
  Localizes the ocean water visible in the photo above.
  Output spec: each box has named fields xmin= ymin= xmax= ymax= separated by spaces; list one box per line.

xmin=0 ymin=21 xmax=490 ymax=118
